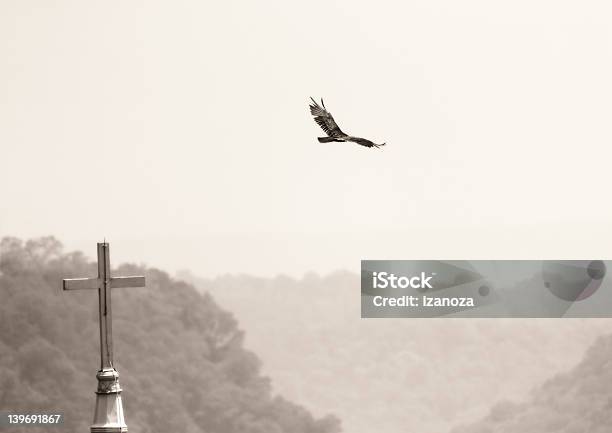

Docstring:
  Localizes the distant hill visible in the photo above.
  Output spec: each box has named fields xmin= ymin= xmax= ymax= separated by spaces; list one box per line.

xmin=178 ymin=271 xmax=612 ymax=433
xmin=0 ymin=237 xmax=341 ymax=433
xmin=450 ymin=332 xmax=612 ymax=433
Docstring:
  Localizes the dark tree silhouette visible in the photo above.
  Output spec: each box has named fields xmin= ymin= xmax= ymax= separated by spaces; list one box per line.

xmin=0 ymin=237 xmax=342 ymax=433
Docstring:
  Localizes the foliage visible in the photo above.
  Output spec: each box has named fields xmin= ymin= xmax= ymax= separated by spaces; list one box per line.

xmin=0 ymin=237 xmax=341 ymax=433
xmin=451 ymin=333 xmax=612 ymax=433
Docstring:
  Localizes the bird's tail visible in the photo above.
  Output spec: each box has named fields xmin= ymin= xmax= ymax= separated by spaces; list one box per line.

xmin=318 ymin=137 xmax=339 ymax=143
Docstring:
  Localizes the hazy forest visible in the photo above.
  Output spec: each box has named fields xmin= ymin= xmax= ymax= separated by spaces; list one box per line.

xmin=0 ymin=237 xmax=341 ymax=433
xmin=2 ymin=237 xmax=612 ymax=433
xmin=450 ymin=332 xmax=612 ymax=433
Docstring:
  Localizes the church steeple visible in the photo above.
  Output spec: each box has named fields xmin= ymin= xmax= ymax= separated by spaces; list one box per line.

xmin=63 ymin=242 xmax=146 ymax=433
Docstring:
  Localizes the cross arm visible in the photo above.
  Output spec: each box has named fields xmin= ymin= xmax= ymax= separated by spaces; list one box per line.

xmin=110 ymin=276 xmax=145 ymax=289
xmin=63 ymin=277 xmax=99 ymax=291
xmin=63 ymin=276 xmax=145 ymax=290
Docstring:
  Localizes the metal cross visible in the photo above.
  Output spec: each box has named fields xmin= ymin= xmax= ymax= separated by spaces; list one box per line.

xmin=63 ymin=242 xmax=145 ymax=371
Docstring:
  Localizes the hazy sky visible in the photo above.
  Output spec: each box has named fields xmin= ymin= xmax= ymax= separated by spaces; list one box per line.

xmin=2 ymin=1 xmax=612 ymax=276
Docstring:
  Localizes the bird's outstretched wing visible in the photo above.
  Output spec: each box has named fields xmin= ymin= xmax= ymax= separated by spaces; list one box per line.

xmin=309 ymin=97 xmax=346 ymax=138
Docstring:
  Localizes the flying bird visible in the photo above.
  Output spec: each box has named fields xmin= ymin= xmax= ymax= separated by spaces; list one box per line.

xmin=309 ymin=97 xmax=385 ymax=148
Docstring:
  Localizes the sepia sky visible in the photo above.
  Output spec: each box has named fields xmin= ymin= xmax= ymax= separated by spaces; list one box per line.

xmin=2 ymin=1 xmax=612 ymax=276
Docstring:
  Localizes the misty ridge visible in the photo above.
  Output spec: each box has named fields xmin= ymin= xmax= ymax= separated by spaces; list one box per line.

xmin=177 ymin=267 xmax=612 ymax=432
xmin=2 ymin=236 xmax=612 ymax=433
xmin=450 ymin=333 xmax=612 ymax=433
